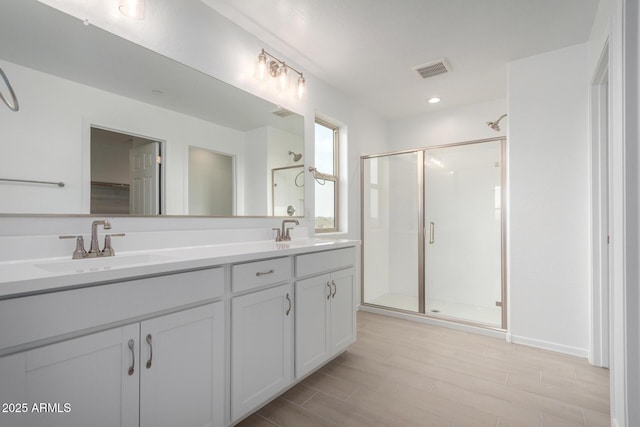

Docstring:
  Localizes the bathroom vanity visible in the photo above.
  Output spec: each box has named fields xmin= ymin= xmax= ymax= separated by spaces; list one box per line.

xmin=0 ymin=238 xmax=358 ymax=427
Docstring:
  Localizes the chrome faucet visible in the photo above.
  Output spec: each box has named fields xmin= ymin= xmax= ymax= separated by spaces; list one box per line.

xmin=59 ymin=219 xmax=125 ymax=259
xmin=88 ymin=220 xmax=112 ymax=257
xmin=280 ymin=219 xmax=299 ymax=242
xmin=273 ymin=219 xmax=299 ymax=242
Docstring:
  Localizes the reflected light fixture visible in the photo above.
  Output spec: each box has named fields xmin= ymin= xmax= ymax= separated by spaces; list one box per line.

xmin=428 ymin=97 xmax=441 ymax=104
xmin=254 ymin=49 xmax=306 ymax=100
xmin=119 ymin=0 xmax=145 ymax=19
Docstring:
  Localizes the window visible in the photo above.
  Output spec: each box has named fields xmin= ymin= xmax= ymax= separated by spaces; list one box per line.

xmin=314 ymin=119 xmax=339 ymax=232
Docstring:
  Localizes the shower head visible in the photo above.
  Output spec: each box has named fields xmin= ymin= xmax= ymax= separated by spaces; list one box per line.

xmin=289 ymin=151 xmax=302 ymax=162
xmin=487 ymin=114 xmax=508 ymax=132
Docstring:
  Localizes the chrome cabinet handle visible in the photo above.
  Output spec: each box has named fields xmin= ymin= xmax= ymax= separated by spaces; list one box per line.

xmin=327 ymin=282 xmax=332 ymax=300
xmin=145 ymin=334 xmax=153 ymax=369
xmin=331 ymin=280 xmax=337 ymax=298
xmin=285 ymin=293 xmax=292 ymax=316
xmin=429 ymin=222 xmax=435 ymax=244
xmin=256 ymin=269 xmax=274 ymax=277
xmin=128 ymin=339 xmax=135 ymax=376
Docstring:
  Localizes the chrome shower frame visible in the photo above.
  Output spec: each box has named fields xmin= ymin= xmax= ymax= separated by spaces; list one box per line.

xmin=360 ymin=137 xmax=508 ymax=331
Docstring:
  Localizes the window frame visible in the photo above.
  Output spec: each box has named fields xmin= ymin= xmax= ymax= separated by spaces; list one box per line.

xmin=314 ymin=118 xmax=339 ymax=233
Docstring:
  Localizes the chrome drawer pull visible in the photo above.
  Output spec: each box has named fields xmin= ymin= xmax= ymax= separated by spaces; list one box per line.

xmin=429 ymin=222 xmax=435 ymax=244
xmin=128 ymin=339 xmax=135 ymax=376
xmin=256 ymin=269 xmax=275 ymax=277
xmin=145 ymin=334 xmax=153 ymax=369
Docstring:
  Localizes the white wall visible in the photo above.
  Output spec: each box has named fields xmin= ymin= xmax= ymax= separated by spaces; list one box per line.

xmin=597 ymin=0 xmax=640 ymax=425
xmin=386 ymin=98 xmax=507 ymax=151
xmin=507 ymin=43 xmax=590 ymax=356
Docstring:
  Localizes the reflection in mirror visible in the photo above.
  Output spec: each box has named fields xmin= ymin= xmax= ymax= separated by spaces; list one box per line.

xmin=189 ymin=147 xmax=234 ymax=216
xmin=91 ymin=127 xmax=162 ymax=216
xmin=0 ymin=1 xmax=304 ymax=217
xmin=272 ymin=166 xmax=304 ymax=216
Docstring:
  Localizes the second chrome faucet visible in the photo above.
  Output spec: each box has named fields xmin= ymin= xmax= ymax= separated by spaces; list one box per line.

xmin=273 ymin=219 xmax=299 ymax=242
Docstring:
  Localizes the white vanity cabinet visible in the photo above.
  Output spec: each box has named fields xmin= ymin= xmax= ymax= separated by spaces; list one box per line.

xmin=139 ymin=303 xmax=223 ymax=427
xmin=0 ymin=324 xmax=140 ymax=427
xmin=230 ymin=257 xmax=294 ymax=422
xmin=0 ymin=268 xmax=225 ymax=427
xmin=294 ymin=248 xmax=357 ymax=378
xmin=0 ymin=303 xmax=222 ymax=427
xmin=0 ymin=239 xmax=360 ymax=427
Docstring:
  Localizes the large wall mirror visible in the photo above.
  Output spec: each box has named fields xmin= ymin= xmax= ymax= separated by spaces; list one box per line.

xmin=0 ymin=1 xmax=304 ymax=217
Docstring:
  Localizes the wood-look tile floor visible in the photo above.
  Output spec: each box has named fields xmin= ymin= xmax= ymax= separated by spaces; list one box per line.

xmin=237 ymin=311 xmax=610 ymax=426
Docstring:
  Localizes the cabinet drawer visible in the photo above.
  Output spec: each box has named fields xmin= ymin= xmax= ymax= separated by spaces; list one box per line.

xmin=232 ymin=257 xmax=292 ymax=293
xmin=0 ymin=267 xmax=224 ymax=353
xmin=295 ymin=247 xmax=356 ymax=278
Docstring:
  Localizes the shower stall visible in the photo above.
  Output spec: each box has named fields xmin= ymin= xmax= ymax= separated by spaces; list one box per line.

xmin=361 ymin=138 xmax=506 ymax=329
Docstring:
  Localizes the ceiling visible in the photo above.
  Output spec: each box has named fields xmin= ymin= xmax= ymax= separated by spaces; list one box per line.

xmin=201 ymin=0 xmax=600 ymax=118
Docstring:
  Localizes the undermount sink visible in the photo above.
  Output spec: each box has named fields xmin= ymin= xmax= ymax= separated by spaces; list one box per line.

xmin=35 ymin=253 xmax=177 ymax=274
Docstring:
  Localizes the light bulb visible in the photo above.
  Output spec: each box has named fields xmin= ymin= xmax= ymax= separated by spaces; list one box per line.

xmin=119 ymin=0 xmax=144 ymax=19
xmin=296 ymin=76 xmax=306 ymax=99
xmin=277 ymin=64 xmax=289 ymax=91
xmin=254 ymin=51 xmax=268 ymax=81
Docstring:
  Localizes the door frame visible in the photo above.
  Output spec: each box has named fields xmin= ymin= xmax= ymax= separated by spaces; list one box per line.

xmin=589 ymin=41 xmax=611 ymax=368
xmin=82 ymin=120 xmax=165 ymax=215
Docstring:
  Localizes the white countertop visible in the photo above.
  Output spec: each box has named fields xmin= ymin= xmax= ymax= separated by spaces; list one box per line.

xmin=0 ymin=238 xmax=359 ymax=298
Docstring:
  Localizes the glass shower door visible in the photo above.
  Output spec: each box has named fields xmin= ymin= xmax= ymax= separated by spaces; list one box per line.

xmin=362 ymin=152 xmax=422 ymax=312
xmin=423 ymin=141 xmax=503 ymax=327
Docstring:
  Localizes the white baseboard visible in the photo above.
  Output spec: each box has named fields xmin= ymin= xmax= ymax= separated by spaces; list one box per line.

xmin=509 ymin=334 xmax=589 ymax=359
xmin=359 ymin=306 xmax=590 ymax=359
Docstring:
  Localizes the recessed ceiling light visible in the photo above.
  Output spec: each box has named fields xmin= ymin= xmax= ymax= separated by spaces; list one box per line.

xmin=428 ymin=97 xmax=441 ymax=104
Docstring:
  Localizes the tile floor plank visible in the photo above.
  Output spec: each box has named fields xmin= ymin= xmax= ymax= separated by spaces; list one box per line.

xmin=237 ymin=312 xmax=610 ymax=426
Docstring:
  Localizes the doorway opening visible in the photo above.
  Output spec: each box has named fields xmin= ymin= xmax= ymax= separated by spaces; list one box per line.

xmin=90 ymin=127 xmax=163 ymax=215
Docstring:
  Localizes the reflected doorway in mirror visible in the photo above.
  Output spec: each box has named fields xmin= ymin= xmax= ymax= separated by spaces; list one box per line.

xmin=90 ymin=127 xmax=162 ymax=215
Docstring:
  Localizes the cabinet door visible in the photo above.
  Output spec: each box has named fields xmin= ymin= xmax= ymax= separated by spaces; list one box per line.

xmin=330 ymin=268 xmax=356 ymax=354
xmin=0 ymin=324 xmax=139 ymax=427
xmin=231 ymin=284 xmax=293 ymax=421
xmin=140 ymin=303 xmax=223 ymax=427
xmin=295 ymin=274 xmax=331 ymax=378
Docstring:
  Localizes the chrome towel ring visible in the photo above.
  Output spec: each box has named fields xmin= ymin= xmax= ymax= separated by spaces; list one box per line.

xmin=0 ymin=67 xmax=19 ymax=112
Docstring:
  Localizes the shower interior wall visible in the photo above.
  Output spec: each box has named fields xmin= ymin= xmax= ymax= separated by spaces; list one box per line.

xmin=370 ymin=99 xmax=508 ymax=316
xmin=363 ymin=153 xmax=418 ymax=306
xmin=424 ymin=142 xmax=503 ymax=315
xmin=362 ymin=138 xmax=503 ymax=325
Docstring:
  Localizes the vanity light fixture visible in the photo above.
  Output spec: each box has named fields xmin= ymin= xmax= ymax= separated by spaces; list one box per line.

xmin=119 ymin=0 xmax=144 ymax=19
xmin=255 ymin=49 xmax=306 ymax=100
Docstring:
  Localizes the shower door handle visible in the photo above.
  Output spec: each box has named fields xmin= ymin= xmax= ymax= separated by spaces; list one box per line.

xmin=429 ymin=222 xmax=435 ymax=244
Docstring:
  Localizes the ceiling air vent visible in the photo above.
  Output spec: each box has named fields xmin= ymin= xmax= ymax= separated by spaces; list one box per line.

xmin=271 ymin=106 xmax=295 ymax=117
xmin=413 ymin=58 xmax=451 ymax=79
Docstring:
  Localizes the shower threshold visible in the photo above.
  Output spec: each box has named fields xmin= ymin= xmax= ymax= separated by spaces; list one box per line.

xmin=366 ymin=293 xmax=501 ymax=328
